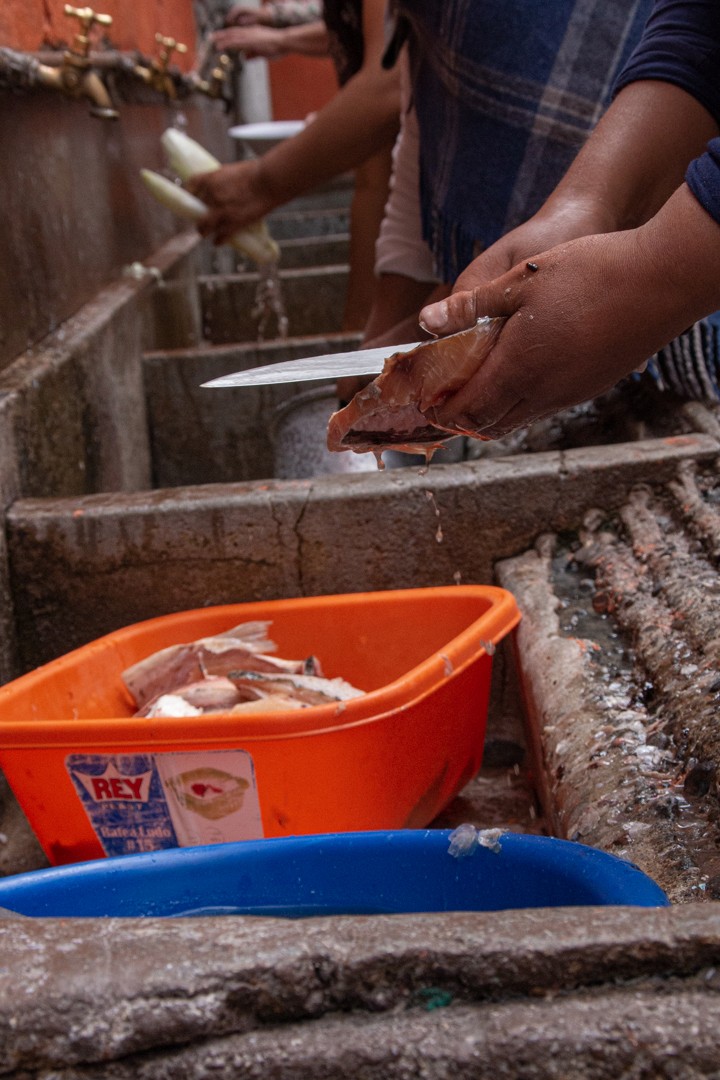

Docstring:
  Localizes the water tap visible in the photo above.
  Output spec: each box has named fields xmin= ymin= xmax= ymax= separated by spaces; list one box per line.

xmin=190 ymin=53 xmax=233 ymax=102
xmin=133 ymin=33 xmax=188 ymax=100
xmin=36 ymin=5 xmax=118 ymax=119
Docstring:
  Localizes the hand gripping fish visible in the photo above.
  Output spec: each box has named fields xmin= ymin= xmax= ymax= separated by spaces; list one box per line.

xmin=326 ymin=317 xmax=504 ymax=459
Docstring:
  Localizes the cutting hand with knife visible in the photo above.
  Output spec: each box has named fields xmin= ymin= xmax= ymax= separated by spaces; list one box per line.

xmin=419 ymin=1 xmax=720 ymax=439
xmin=339 ymin=0 xmax=658 ymax=409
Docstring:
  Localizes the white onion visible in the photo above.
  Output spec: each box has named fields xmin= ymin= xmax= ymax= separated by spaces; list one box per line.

xmin=161 ymin=128 xmax=221 ymax=181
xmin=140 ymin=129 xmax=280 ymax=266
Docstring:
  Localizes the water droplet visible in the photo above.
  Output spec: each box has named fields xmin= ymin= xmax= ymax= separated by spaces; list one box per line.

xmin=425 ymin=489 xmax=443 ymax=541
xmin=251 ymin=261 xmax=289 ymax=341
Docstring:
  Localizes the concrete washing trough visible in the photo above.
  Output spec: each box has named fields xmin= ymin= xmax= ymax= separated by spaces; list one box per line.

xmin=4 ymin=189 xmax=720 ymax=1074
xmin=143 ymin=332 xmax=367 ymax=487
xmin=198 ymin=264 xmax=349 ymax=345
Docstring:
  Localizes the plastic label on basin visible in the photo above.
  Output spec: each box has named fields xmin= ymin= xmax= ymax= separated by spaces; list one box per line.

xmin=66 ymin=750 xmax=263 ymax=857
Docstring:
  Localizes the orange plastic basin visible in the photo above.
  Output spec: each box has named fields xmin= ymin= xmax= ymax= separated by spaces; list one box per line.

xmin=0 ymin=587 xmax=520 ymax=865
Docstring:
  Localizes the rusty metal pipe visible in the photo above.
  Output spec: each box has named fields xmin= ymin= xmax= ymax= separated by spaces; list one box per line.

xmin=0 ymin=46 xmax=117 ymax=118
xmin=0 ymin=46 xmax=200 ymax=109
xmin=34 ymin=57 xmax=118 ymax=118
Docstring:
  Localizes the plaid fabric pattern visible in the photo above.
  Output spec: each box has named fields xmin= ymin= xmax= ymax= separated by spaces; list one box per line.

xmin=393 ymin=0 xmax=653 ymax=282
xmin=269 ymin=1 xmax=323 ymax=26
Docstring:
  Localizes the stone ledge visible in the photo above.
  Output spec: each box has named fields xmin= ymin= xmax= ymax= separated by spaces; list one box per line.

xmin=2 ymin=905 xmax=720 ymax=1075
xmin=7 ymin=435 xmax=720 ymax=668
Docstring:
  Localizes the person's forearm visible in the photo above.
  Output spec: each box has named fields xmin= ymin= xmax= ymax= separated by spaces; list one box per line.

xmin=256 ymin=66 xmax=400 ymax=203
xmin=637 ymin=181 xmax=720 ymax=328
xmin=542 ymin=81 xmax=719 ymax=232
xmin=419 ymin=180 xmax=720 ymax=439
xmin=272 ymin=20 xmax=329 ymax=56
xmin=212 ymin=20 xmax=328 ymax=58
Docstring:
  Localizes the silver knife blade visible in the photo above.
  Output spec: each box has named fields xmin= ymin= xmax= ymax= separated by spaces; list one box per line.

xmin=201 ymin=342 xmax=423 ymax=388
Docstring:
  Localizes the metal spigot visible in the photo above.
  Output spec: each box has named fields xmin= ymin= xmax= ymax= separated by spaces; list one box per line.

xmin=191 ymin=53 xmax=232 ymax=100
xmin=134 ymin=32 xmax=188 ymax=100
xmin=36 ymin=5 xmax=118 ymax=119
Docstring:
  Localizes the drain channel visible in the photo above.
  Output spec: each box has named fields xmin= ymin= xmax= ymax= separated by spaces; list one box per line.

xmin=498 ymin=459 xmax=720 ymax=903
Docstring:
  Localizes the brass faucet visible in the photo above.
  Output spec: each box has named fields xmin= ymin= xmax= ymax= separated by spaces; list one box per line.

xmin=134 ymin=33 xmax=188 ymax=100
xmin=191 ymin=53 xmax=232 ymax=100
xmin=36 ymin=5 xmax=118 ymax=119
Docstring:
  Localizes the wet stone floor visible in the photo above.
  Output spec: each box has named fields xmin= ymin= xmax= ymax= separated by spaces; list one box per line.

xmin=498 ymin=457 xmax=720 ymax=903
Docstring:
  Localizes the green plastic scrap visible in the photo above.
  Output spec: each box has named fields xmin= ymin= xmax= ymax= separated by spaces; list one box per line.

xmin=416 ymin=987 xmax=454 ymax=1011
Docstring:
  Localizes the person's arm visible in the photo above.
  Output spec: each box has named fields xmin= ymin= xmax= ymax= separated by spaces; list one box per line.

xmin=257 ymin=0 xmax=401 ymax=196
xmin=225 ymin=2 xmax=322 ymax=28
xmin=414 ymin=0 xmax=720 ymax=437
xmin=420 ymin=178 xmax=720 ymax=439
xmin=421 ymin=0 xmax=720 ymax=306
xmin=188 ymin=0 xmax=400 ymax=243
xmin=210 ymin=20 xmax=329 ymax=60
xmin=417 ymin=80 xmax=719 ymax=369
xmin=430 ymin=79 xmax=720 ymax=305
xmin=613 ymin=0 xmax=720 ymax=123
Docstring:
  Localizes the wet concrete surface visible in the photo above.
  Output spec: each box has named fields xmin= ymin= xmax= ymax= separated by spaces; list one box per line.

xmin=498 ymin=457 xmax=720 ymax=903
xmin=4 ymin=412 xmax=719 ymax=1073
xmin=8 ymin=436 xmax=718 ymax=671
xmin=0 ymin=95 xmax=229 ymax=371
xmin=4 ymin=906 xmax=720 ymax=1077
xmin=277 ymin=233 xmax=350 ymax=269
xmin=199 ymin=264 xmax=350 ymax=344
xmin=4 ymin=176 xmax=720 ymax=1076
xmin=143 ymin=332 xmax=361 ymax=486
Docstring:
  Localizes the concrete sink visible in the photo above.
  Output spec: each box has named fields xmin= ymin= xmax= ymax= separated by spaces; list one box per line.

xmin=3 ymin=189 xmax=720 ymax=1077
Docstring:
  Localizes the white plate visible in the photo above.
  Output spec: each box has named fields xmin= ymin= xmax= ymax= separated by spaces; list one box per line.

xmin=229 ymin=120 xmax=305 ymax=154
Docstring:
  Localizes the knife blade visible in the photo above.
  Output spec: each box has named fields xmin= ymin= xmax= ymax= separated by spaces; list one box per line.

xmin=201 ymin=342 xmax=423 ymax=388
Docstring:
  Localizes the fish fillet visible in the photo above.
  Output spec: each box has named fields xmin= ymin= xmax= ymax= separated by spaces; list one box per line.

xmin=123 ymin=621 xmax=322 ymax=711
xmin=327 ymin=317 xmax=504 ymax=457
xmin=226 ymin=669 xmax=364 ymax=706
xmin=123 ymin=621 xmax=364 ymax=716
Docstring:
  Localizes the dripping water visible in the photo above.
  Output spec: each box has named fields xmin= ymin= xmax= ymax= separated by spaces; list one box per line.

xmin=416 ymin=448 xmax=438 ymax=477
xmin=252 ymin=261 xmax=289 ymax=342
xmin=425 ymin=489 xmax=444 ymax=543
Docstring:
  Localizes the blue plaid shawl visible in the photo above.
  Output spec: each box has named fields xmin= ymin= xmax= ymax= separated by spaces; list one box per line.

xmin=391 ymin=0 xmax=653 ymax=283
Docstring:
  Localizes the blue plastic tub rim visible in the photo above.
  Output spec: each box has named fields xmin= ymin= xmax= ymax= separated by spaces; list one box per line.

xmin=0 ymin=828 xmax=669 ymax=919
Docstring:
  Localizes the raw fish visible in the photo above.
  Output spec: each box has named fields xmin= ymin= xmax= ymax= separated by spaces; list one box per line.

xmin=141 ymin=681 xmax=308 ymax=717
xmin=144 ymin=694 xmax=203 ymax=718
xmin=123 ymin=620 xmax=322 ymax=711
xmin=122 ymin=621 xmax=364 ymax=717
xmin=327 ymin=317 xmax=504 ymax=457
xmin=140 ymin=676 xmax=243 ymax=717
xmin=226 ymin=669 xmax=364 ymax=706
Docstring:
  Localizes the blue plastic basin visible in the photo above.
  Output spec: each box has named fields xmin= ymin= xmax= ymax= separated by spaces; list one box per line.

xmin=0 ymin=830 xmax=668 ymax=918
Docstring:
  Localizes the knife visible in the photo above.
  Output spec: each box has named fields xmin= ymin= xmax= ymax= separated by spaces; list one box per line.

xmin=201 ymin=342 xmax=423 ymax=388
